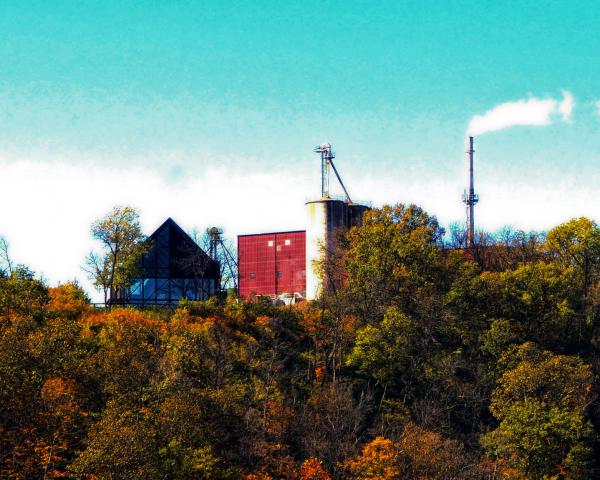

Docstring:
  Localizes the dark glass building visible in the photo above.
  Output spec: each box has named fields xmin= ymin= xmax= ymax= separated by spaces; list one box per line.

xmin=112 ymin=218 xmax=220 ymax=306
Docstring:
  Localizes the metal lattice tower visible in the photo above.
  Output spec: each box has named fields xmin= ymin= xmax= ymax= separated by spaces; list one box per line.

xmin=314 ymin=143 xmax=334 ymax=198
xmin=462 ymin=136 xmax=479 ymax=247
xmin=313 ymin=143 xmax=352 ymax=202
xmin=207 ymin=227 xmax=238 ymax=293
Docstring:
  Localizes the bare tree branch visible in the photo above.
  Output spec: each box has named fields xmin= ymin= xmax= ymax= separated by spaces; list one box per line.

xmin=0 ymin=236 xmax=13 ymax=276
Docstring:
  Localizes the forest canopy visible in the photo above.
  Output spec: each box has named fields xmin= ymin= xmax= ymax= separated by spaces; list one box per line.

xmin=1 ymin=204 xmax=599 ymax=479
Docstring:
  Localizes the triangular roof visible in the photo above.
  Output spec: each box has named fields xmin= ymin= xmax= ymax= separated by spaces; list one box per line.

xmin=141 ymin=218 xmax=220 ymax=279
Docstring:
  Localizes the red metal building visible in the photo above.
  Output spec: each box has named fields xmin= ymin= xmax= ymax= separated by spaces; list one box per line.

xmin=238 ymin=231 xmax=306 ymax=299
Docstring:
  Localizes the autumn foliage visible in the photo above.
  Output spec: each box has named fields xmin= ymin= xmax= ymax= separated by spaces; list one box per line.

xmin=1 ymin=208 xmax=600 ymax=479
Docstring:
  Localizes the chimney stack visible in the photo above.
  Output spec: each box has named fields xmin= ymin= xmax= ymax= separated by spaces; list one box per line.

xmin=462 ymin=136 xmax=479 ymax=247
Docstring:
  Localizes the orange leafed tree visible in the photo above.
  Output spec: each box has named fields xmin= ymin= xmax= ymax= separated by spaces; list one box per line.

xmin=8 ymin=378 xmax=86 ymax=479
xmin=344 ymin=437 xmax=401 ymax=479
xmin=46 ymin=282 xmax=91 ymax=320
xmin=299 ymin=457 xmax=332 ymax=480
xmin=243 ymin=472 xmax=273 ymax=480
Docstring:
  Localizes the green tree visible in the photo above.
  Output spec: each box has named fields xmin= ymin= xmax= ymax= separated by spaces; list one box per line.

xmin=343 ymin=203 xmax=445 ymax=324
xmin=0 ymin=315 xmax=40 ymax=477
xmin=0 ymin=266 xmax=49 ymax=320
xmin=546 ymin=218 xmax=600 ymax=344
xmin=69 ymin=401 xmax=161 ymax=479
xmin=495 ymin=261 xmax=584 ymax=352
xmin=85 ymin=309 xmax=164 ymax=402
xmin=483 ymin=343 xmax=595 ymax=479
xmin=348 ymin=307 xmax=423 ymax=399
xmin=159 ymin=440 xmax=231 ymax=479
xmin=546 ymin=217 xmax=600 ymax=298
xmin=83 ymin=206 xmax=146 ymax=306
xmin=451 ymin=260 xmax=587 ymax=357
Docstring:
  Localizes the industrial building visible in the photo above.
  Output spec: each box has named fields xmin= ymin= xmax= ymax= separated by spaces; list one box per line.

xmin=238 ymin=144 xmax=370 ymax=301
xmin=237 ymin=230 xmax=306 ymax=299
xmin=305 ymin=197 xmax=370 ymax=300
xmin=111 ymin=218 xmax=220 ymax=306
xmin=110 ymin=137 xmax=478 ymax=306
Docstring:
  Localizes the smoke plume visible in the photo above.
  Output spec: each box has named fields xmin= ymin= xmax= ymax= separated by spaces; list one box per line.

xmin=467 ymin=90 xmax=573 ymax=136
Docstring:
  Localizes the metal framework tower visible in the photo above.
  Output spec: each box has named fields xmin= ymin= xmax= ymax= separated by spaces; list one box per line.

xmin=314 ymin=144 xmax=333 ymax=198
xmin=462 ymin=136 xmax=479 ymax=247
xmin=313 ymin=143 xmax=352 ymax=202
xmin=208 ymin=227 xmax=238 ymax=293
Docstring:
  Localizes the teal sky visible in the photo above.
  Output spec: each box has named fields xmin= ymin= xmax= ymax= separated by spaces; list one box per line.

xmin=2 ymin=1 xmax=600 ymax=289
xmin=2 ymin=1 xmax=599 ymax=171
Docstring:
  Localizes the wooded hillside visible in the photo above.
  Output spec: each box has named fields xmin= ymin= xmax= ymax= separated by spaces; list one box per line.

xmin=1 ymin=204 xmax=599 ymax=479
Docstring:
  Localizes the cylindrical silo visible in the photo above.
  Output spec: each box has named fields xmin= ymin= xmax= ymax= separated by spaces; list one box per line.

xmin=347 ymin=203 xmax=371 ymax=228
xmin=305 ymin=198 xmax=348 ymax=300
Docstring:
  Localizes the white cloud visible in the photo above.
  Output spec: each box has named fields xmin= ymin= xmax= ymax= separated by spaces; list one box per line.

xmin=0 ymin=152 xmax=598 ymax=302
xmin=559 ymin=90 xmax=574 ymax=122
xmin=467 ymin=91 xmax=574 ymax=136
xmin=0 ymin=157 xmax=318 ymax=300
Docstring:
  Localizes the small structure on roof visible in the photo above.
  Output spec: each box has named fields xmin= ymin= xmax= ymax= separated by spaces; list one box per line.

xmin=111 ymin=218 xmax=220 ymax=307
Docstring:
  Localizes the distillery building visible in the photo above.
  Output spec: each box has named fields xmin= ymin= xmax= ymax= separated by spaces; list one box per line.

xmin=237 ymin=143 xmax=370 ymax=301
xmin=237 ymin=230 xmax=306 ymax=300
xmin=111 ymin=218 xmax=221 ymax=306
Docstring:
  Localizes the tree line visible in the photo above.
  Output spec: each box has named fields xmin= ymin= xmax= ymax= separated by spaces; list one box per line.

xmin=1 ymin=203 xmax=599 ymax=478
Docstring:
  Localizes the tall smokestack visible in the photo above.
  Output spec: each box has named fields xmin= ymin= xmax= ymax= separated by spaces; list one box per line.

xmin=462 ymin=136 xmax=479 ymax=247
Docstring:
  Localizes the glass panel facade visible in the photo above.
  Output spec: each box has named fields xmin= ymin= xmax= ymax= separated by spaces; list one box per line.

xmin=186 ymin=280 xmax=196 ymax=300
xmin=130 ymin=280 xmax=142 ymax=302
xmin=113 ymin=218 xmax=220 ymax=307
xmin=143 ymin=279 xmax=156 ymax=299
xmin=157 ymin=279 xmax=169 ymax=300
xmin=125 ymin=277 xmax=214 ymax=306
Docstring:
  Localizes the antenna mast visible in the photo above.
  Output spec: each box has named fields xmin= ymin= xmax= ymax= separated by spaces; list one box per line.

xmin=462 ymin=136 xmax=478 ymax=247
